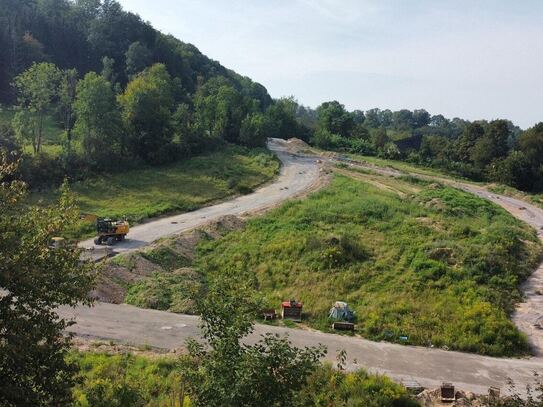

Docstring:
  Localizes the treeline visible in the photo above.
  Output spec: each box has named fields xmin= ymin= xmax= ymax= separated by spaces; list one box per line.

xmin=0 ymin=0 xmax=307 ymax=187
xmin=294 ymin=101 xmax=543 ymax=192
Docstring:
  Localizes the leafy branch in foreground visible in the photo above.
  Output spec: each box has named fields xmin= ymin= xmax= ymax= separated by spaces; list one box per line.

xmin=181 ymin=271 xmax=326 ymax=407
xmin=0 ymin=153 xmax=95 ymax=406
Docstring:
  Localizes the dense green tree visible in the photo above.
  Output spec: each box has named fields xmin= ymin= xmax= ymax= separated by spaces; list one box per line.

xmin=372 ymin=128 xmax=389 ymax=149
xmin=456 ymin=122 xmax=485 ymax=162
xmin=14 ymin=62 xmax=61 ymax=153
xmin=412 ymin=109 xmax=431 ymax=128
xmin=194 ymin=76 xmax=252 ymax=143
xmin=518 ymin=122 xmax=543 ymax=168
xmin=118 ymin=63 xmax=175 ymax=163
xmin=0 ymin=123 xmax=20 ymax=153
xmin=12 ymin=110 xmax=37 ymax=151
xmin=100 ymin=56 xmax=117 ymax=85
xmin=420 ymin=135 xmax=452 ymax=161
xmin=392 ymin=109 xmax=414 ymax=131
xmin=73 ymin=71 xmax=122 ymax=163
xmin=471 ymin=120 xmax=510 ymax=168
xmin=488 ymin=151 xmax=535 ymax=191
xmin=266 ymin=97 xmax=302 ymax=139
xmin=125 ymin=41 xmax=152 ymax=78
xmin=316 ymin=100 xmax=355 ymax=137
xmin=239 ymin=112 xmax=273 ymax=147
xmin=0 ymin=157 xmax=94 ymax=406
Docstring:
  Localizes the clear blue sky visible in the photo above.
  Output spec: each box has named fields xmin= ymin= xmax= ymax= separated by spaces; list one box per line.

xmin=118 ymin=0 xmax=543 ymax=128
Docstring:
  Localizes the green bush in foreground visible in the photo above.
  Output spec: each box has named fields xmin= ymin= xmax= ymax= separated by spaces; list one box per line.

xmin=197 ymin=175 xmax=541 ymax=356
xmin=70 ymin=350 xmax=418 ymax=407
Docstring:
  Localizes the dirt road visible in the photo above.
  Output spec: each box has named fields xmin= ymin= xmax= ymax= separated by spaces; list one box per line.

xmin=79 ymin=138 xmax=322 ymax=260
xmin=59 ymin=147 xmax=543 ymax=395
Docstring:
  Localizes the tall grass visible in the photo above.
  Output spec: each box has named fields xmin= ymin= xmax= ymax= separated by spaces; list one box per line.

xmin=30 ymin=146 xmax=279 ymax=239
xmin=197 ymin=174 xmax=541 ymax=356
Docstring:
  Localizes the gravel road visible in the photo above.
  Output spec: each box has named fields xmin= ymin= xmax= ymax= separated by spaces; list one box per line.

xmin=58 ymin=146 xmax=543 ymax=395
xmin=78 ymin=138 xmax=322 ymax=260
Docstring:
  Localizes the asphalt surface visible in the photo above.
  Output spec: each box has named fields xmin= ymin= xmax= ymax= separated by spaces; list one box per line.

xmin=59 ymin=146 xmax=543 ymax=395
xmin=58 ymin=302 xmax=542 ymax=396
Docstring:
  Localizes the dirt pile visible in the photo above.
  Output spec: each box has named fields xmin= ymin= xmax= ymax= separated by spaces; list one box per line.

xmin=92 ymin=215 xmax=246 ymax=304
xmin=285 ymin=138 xmax=311 ymax=154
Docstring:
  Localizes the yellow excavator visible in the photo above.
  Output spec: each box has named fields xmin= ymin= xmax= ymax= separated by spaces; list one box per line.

xmin=93 ymin=218 xmax=130 ymax=246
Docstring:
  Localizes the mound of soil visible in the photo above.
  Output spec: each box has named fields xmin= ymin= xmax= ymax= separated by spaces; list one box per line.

xmin=93 ymin=215 xmax=246 ymax=304
xmin=285 ymin=138 xmax=311 ymax=154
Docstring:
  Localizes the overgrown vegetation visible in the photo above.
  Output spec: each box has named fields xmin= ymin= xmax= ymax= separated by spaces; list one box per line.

xmin=197 ymin=174 xmax=542 ymax=356
xmin=29 ymin=146 xmax=278 ymax=239
xmin=70 ymin=352 xmax=186 ymax=407
xmin=71 ymin=350 xmax=418 ymax=407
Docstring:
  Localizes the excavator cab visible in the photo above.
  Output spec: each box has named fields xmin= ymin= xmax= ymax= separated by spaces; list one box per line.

xmin=94 ymin=218 xmax=129 ymax=246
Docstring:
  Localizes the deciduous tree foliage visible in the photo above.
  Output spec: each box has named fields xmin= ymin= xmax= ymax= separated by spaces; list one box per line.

xmin=118 ymin=63 xmax=175 ymax=163
xmin=183 ymin=269 xmax=325 ymax=407
xmin=0 ymin=156 xmax=94 ymax=406
xmin=73 ymin=71 xmax=122 ymax=164
xmin=14 ymin=62 xmax=61 ymax=153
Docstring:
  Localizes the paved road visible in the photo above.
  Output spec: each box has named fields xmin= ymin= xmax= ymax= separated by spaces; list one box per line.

xmin=60 ymin=148 xmax=543 ymax=395
xmin=59 ymin=302 xmax=542 ymax=396
xmin=79 ymin=138 xmax=321 ymax=260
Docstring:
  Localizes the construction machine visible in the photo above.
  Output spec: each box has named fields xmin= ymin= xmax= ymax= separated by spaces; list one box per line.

xmin=94 ymin=218 xmax=129 ymax=246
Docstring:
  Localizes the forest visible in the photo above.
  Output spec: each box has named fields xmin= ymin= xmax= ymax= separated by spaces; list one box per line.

xmin=2 ymin=1 xmax=542 ymax=195
xmin=0 ymin=0 xmax=306 ymax=188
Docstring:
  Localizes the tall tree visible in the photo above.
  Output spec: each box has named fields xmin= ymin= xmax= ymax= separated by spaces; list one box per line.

xmin=194 ymin=76 xmax=251 ymax=143
xmin=0 ymin=157 xmax=94 ymax=406
xmin=14 ymin=62 xmax=61 ymax=153
xmin=118 ymin=63 xmax=175 ymax=163
xmin=239 ymin=112 xmax=273 ymax=147
xmin=456 ymin=122 xmax=485 ymax=162
xmin=58 ymin=68 xmax=78 ymax=146
xmin=73 ymin=71 xmax=121 ymax=163
xmin=266 ymin=97 xmax=301 ymax=139
xmin=471 ymin=120 xmax=510 ymax=168
xmin=316 ymin=100 xmax=355 ymax=137
xmin=518 ymin=122 xmax=543 ymax=168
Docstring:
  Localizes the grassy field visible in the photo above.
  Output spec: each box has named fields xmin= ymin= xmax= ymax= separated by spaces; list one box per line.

xmin=30 ymin=146 xmax=279 ymax=239
xmin=196 ymin=171 xmax=541 ymax=356
xmin=70 ymin=350 xmax=415 ymax=406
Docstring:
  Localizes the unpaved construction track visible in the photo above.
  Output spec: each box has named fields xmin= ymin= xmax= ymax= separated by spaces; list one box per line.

xmin=79 ymin=138 xmax=322 ymax=260
xmin=59 ymin=145 xmax=543 ymax=396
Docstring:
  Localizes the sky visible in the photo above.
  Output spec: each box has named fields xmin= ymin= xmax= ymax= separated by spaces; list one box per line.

xmin=117 ymin=0 xmax=543 ymax=128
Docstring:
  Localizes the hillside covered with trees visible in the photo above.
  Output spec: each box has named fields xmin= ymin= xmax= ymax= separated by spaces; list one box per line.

xmin=0 ymin=0 xmax=307 ymax=188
